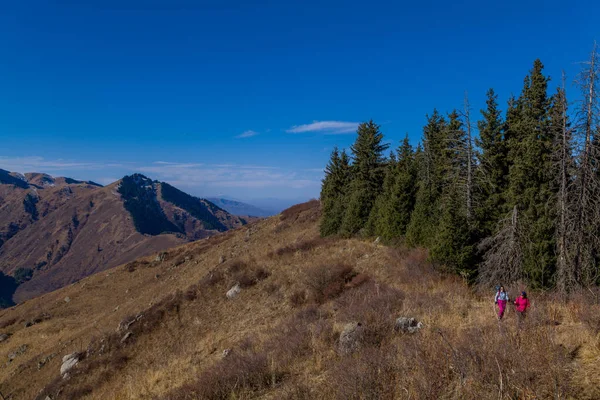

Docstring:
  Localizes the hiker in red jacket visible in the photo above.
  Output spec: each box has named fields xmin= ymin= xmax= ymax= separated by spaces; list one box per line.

xmin=514 ymin=291 xmax=530 ymax=325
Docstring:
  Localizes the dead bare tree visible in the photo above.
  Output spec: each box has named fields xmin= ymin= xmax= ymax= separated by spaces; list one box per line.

xmin=553 ymin=73 xmax=577 ymax=293
xmin=478 ymin=206 xmax=524 ymax=286
xmin=571 ymin=41 xmax=600 ymax=287
xmin=463 ymin=92 xmax=475 ymax=224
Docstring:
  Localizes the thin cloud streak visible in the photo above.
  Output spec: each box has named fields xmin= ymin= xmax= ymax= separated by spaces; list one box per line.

xmin=235 ymin=130 xmax=259 ymax=138
xmin=0 ymin=156 xmax=110 ymax=172
xmin=286 ymin=120 xmax=359 ymax=134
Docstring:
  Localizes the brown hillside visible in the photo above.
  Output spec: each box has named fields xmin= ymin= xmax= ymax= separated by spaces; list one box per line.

xmin=0 ymin=173 xmax=252 ymax=303
xmin=0 ymin=201 xmax=599 ymax=399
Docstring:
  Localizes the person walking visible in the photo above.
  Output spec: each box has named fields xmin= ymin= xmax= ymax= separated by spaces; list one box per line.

xmin=494 ymin=285 xmax=510 ymax=320
xmin=514 ymin=291 xmax=530 ymax=326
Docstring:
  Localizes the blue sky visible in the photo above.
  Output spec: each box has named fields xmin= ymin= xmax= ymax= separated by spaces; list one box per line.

xmin=1 ymin=0 xmax=598 ymax=202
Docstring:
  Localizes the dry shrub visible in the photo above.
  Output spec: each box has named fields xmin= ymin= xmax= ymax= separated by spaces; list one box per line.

xmin=184 ymin=285 xmax=199 ymax=301
xmin=335 ymin=281 xmax=404 ymax=347
xmin=264 ymin=282 xmax=279 ymax=295
xmin=268 ymin=237 xmax=332 ymax=258
xmin=266 ymin=305 xmax=335 ymax=368
xmin=305 ymin=263 xmax=356 ymax=304
xmin=289 ymin=290 xmax=307 ymax=307
xmin=199 ymin=269 xmax=224 ymax=287
xmin=226 ymin=260 xmax=247 ymax=274
xmin=568 ymin=289 xmax=600 ymax=334
xmin=327 ymin=346 xmax=399 ymax=400
xmin=0 ymin=317 xmax=16 ymax=329
xmin=224 ymin=260 xmax=271 ymax=289
xmin=280 ymin=200 xmax=320 ymax=222
xmin=163 ymin=352 xmax=277 ymax=400
xmin=273 ymin=221 xmax=290 ymax=233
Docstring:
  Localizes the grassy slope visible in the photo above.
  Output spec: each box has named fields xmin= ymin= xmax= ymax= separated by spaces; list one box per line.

xmin=0 ymin=201 xmax=598 ymax=399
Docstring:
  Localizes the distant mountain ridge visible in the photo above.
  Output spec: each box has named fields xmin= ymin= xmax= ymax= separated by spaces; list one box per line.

xmin=206 ymin=197 xmax=275 ymax=217
xmin=0 ymin=171 xmax=252 ymax=304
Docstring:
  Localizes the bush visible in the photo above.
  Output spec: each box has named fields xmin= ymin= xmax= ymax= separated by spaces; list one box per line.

xmin=304 ymin=263 xmax=356 ymax=304
xmin=14 ymin=267 xmax=33 ymax=283
xmin=164 ymin=352 xmax=276 ymax=400
xmin=335 ymin=281 xmax=404 ymax=347
xmin=268 ymin=237 xmax=332 ymax=258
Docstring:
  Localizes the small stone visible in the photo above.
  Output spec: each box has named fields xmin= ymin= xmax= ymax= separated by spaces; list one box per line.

xmin=60 ymin=353 xmax=79 ymax=378
xmin=374 ymin=237 xmax=381 ymax=244
xmin=338 ymin=322 xmax=363 ymax=355
xmin=222 ymin=348 xmax=232 ymax=358
xmin=0 ymin=333 xmax=10 ymax=342
xmin=394 ymin=317 xmax=423 ymax=334
xmin=219 ymin=255 xmax=226 ymax=264
xmin=64 ymin=297 xmax=71 ymax=303
xmin=121 ymin=332 xmax=132 ymax=343
xmin=226 ymin=284 xmax=241 ymax=299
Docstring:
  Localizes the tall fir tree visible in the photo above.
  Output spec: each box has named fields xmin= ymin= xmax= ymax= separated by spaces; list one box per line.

xmin=369 ymin=136 xmax=417 ymax=239
xmin=430 ymin=111 xmax=476 ymax=276
xmin=406 ymin=110 xmax=447 ymax=247
xmin=340 ymin=120 xmax=389 ymax=236
xmin=320 ymin=148 xmax=351 ymax=236
xmin=476 ymin=88 xmax=507 ymax=235
xmin=505 ymin=59 xmax=556 ymax=287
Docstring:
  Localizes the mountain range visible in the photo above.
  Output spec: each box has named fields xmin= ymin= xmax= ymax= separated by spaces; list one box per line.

xmin=0 ymin=170 xmax=253 ymax=304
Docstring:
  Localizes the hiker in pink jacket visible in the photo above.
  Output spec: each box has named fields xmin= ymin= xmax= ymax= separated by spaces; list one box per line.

xmin=514 ymin=291 xmax=530 ymax=325
xmin=494 ymin=285 xmax=510 ymax=320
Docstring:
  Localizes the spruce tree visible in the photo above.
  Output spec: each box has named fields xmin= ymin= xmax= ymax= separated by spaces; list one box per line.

xmin=430 ymin=111 xmax=476 ymax=276
xmin=406 ymin=110 xmax=447 ymax=247
xmin=369 ymin=136 xmax=417 ymax=239
xmin=320 ymin=148 xmax=351 ymax=236
xmin=476 ymin=88 xmax=507 ymax=235
xmin=505 ymin=60 xmax=556 ymax=287
xmin=340 ymin=121 xmax=389 ymax=236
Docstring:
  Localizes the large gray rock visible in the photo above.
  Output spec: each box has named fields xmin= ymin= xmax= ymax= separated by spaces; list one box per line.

xmin=394 ymin=317 xmax=423 ymax=334
xmin=338 ymin=322 xmax=363 ymax=355
xmin=60 ymin=353 xmax=79 ymax=378
xmin=226 ymin=284 xmax=241 ymax=299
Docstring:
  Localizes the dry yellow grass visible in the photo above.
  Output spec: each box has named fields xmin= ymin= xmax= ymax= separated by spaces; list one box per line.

xmin=0 ymin=201 xmax=598 ymax=399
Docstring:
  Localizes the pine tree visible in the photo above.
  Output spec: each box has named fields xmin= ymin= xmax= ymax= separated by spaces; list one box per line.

xmin=476 ymin=88 xmax=507 ymax=235
xmin=505 ymin=60 xmax=556 ymax=287
xmin=406 ymin=110 xmax=447 ymax=247
xmin=340 ymin=121 xmax=389 ymax=236
xmin=320 ymin=148 xmax=351 ymax=236
xmin=430 ymin=110 xmax=476 ymax=276
xmin=369 ymin=136 xmax=417 ymax=239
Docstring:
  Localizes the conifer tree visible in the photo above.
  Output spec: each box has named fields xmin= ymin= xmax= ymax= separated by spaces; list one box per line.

xmin=320 ymin=148 xmax=351 ymax=236
xmin=406 ymin=110 xmax=447 ymax=246
xmin=505 ymin=60 xmax=556 ymax=286
xmin=340 ymin=121 xmax=389 ymax=235
xmin=369 ymin=136 xmax=417 ymax=239
xmin=430 ymin=110 xmax=476 ymax=276
xmin=476 ymin=88 xmax=507 ymax=235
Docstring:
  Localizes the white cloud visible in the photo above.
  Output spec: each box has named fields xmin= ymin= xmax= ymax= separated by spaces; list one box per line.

xmin=286 ymin=120 xmax=359 ymax=134
xmin=235 ymin=130 xmax=259 ymax=138
xmin=0 ymin=156 xmax=105 ymax=172
xmin=138 ymin=162 xmax=320 ymax=190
